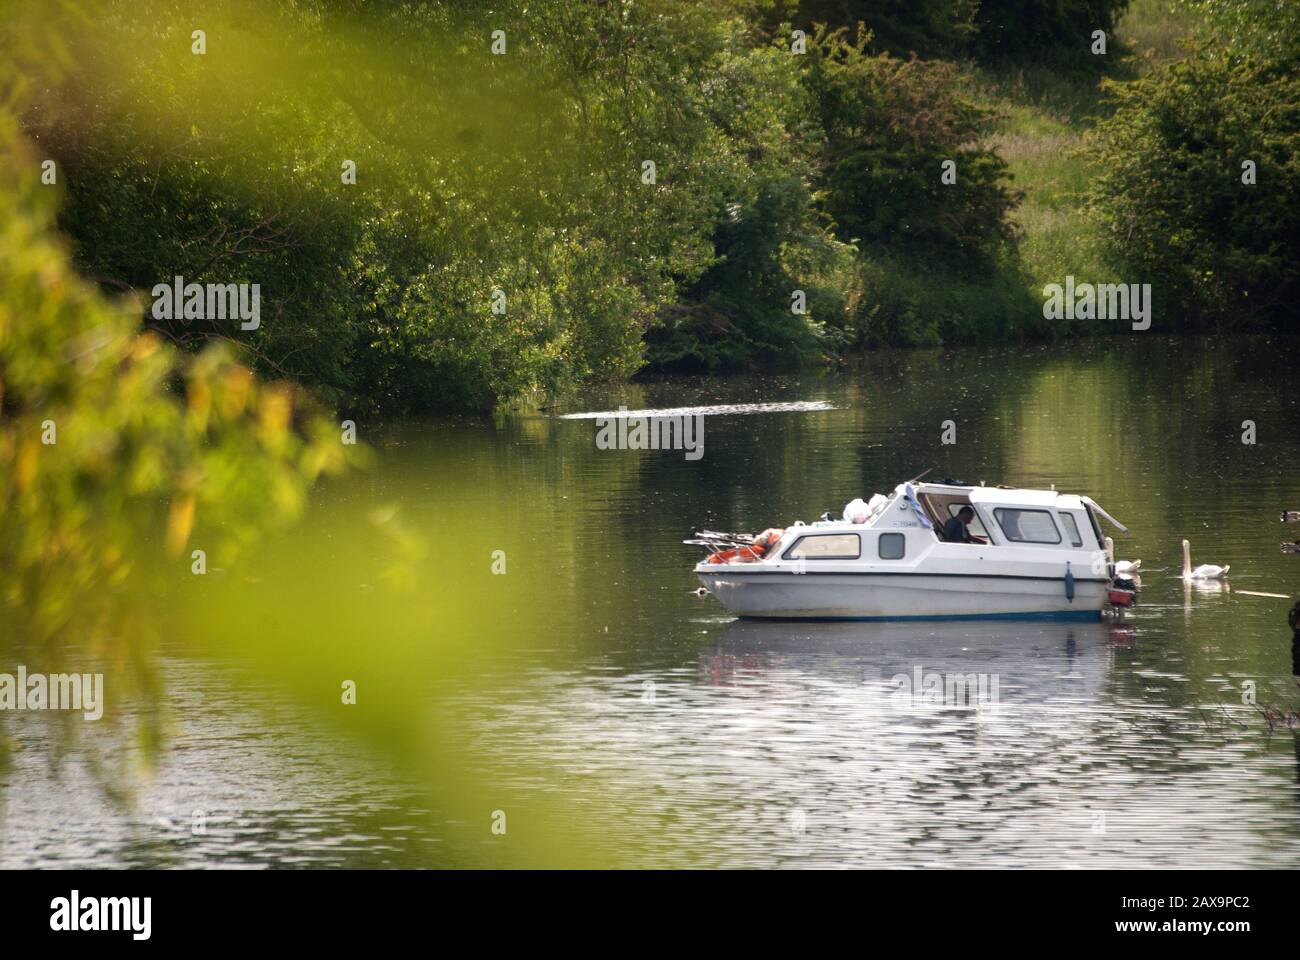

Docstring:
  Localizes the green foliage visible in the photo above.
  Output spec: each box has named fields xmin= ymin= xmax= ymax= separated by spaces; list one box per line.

xmin=14 ymin=0 xmax=1290 ymax=405
xmin=848 ymin=252 xmax=1042 ymax=346
xmin=790 ymin=0 xmax=1131 ymax=64
xmin=652 ymin=23 xmax=1027 ymax=369
xmin=20 ymin=0 xmax=718 ymax=411
xmin=972 ymin=0 xmax=1132 ymax=63
xmin=795 ymin=0 xmax=981 ymax=57
xmin=14 ymin=0 xmax=1036 ymax=394
xmin=0 ymin=102 xmax=352 ymax=721
xmin=1174 ymin=0 xmax=1300 ymax=63
xmin=802 ymin=27 xmax=1021 ymax=267
xmin=647 ymin=28 xmax=852 ymax=370
xmin=1086 ymin=35 xmax=1300 ymax=328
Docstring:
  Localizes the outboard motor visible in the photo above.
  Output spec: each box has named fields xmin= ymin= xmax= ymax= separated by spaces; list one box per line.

xmin=1108 ymin=576 xmax=1138 ymax=608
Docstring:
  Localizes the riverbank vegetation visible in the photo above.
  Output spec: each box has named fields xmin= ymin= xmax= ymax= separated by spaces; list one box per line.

xmin=1087 ymin=1 xmax=1300 ymax=330
xmin=5 ymin=0 xmax=1298 ymax=408
xmin=8 ymin=1 xmax=1295 ymax=416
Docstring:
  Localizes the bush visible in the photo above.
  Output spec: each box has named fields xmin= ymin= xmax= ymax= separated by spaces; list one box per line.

xmin=972 ymin=0 xmax=1132 ymax=64
xmin=795 ymin=0 xmax=980 ymax=57
xmin=791 ymin=0 xmax=1131 ymax=64
xmin=802 ymin=27 xmax=1021 ymax=268
xmin=848 ymin=252 xmax=1042 ymax=347
xmin=637 ymin=23 xmax=852 ymax=371
xmin=1174 ymin=0 xmax=1300 ymax=64
xmin=1086 ymin=41 xmax=1300 ymax=329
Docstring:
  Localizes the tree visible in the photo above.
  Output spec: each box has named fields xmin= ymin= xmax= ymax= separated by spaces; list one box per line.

xmin=1087 ymin=40 xmax=1300 ymax=328
xmin=0 ymin=15 xmax=351 ymax=760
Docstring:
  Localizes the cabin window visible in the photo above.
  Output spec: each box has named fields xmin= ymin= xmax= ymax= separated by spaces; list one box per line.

xmin=1058 ymin=512 xmax=1083 ymax=547
xmin=945 ymin=502 xmax=989 ymax=540
xmin=993 ymin=508 xmax=1062 ymax=544
xmin=878 ymin=533 xmax=905 ymax=560
xmin=783 ymin=533 xmax=861 ymax=560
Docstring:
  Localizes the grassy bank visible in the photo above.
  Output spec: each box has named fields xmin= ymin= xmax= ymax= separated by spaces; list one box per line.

xmin=972 ymin=0 xmax=1201 ymax=304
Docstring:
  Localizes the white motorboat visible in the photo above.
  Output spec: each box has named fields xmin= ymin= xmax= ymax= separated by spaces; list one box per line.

xmin=690 ymin=479 xmax=1131 ymax=621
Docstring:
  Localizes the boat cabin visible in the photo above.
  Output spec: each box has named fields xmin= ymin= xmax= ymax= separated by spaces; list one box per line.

xmin=913 ymin=483 xmax=1106 ymax=551
xmin=768 ymin=481 xmax=1124 ymax=569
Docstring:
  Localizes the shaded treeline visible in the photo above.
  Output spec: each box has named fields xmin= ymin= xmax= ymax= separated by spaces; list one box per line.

xmin=9 ymin=0 xmax=1300 ymax=419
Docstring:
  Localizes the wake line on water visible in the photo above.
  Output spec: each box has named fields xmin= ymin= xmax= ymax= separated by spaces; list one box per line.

xmin=557 ymin=401 xmax=837 ymax=420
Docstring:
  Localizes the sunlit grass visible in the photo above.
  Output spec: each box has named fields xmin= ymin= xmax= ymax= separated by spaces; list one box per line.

xmin=1121 ymin=0 xmax=1201 ymax=60
xmin=969 ymin=0 xmax=1201 ymax=292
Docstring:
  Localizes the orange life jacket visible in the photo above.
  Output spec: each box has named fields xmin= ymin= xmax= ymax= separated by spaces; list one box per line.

xmin=706 ymin=529 xmax=783 ymax=564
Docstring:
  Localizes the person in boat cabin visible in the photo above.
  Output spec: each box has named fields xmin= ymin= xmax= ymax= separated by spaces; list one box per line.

xmin=942 ymin=506 xmax=987 ymax=544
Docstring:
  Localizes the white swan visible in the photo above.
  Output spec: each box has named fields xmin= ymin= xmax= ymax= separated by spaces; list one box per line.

xmin=1104 ymin=537 xmax=1141 ymax=576
xmin=1182 ymin=539 xmax=1229 ymax=580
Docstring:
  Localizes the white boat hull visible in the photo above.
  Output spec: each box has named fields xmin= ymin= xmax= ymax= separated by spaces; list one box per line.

xmin=696 ymin=570 xmax=1107 ymax=621
xmin=691 ymin=480 xmax=1122 ymax=622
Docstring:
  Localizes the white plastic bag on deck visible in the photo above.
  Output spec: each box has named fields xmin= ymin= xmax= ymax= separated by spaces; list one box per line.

xmin=843 ymin=498 xmax=869 ymax=523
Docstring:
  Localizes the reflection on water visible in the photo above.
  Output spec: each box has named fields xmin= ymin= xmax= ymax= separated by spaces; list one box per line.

xmin=3 ymin=335 xmax=1300 ymax=867
xmin=558 ymin=401 xmax=837 ymax=419
xmin=0 ymin=660 xmax=440 ymax=869
xmin=463 ymin=617 xmax=1299 ymax=867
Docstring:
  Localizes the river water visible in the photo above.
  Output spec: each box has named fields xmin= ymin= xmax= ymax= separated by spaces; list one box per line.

xmin=3 ymin=335 xmax=1299 ymax=868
